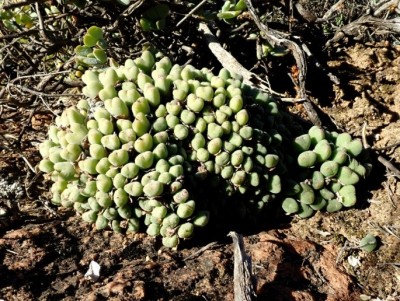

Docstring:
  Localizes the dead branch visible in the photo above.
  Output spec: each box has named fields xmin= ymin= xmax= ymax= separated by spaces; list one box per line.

xmin=326 ymin=16 xmax=400 ymax=46
xmin=7 ymin=83 xmax=82 ymax=98
xmin=0 ymin=29 xmax=40 ymax=41
xmin=228 ymin=232 xmax=256 ymax=301
xmin=198 ymin=22 xmax=280 ymax=96
xmin=110 ymin=0 xmax=145 ymax=31
xmin=177 ymin=0 xmax=208 ymax=27
xmin=321 ymin=0 xmax=346 ymax=21
xmin=377 ymin=155 xmax=400 ymax=179
xmin=34 ymin=1 xmax=49 ymax=41
xmin=1 ymin=0 xmax=48 ymax=10
xmin=244 ymin=0 xmax=322 ymax=126
xmin=383 ymin=182 xmax=397 ymax=208
xmin=183 ymin=241 xmax=219 ymax=261
xmin=374 ymin=141 xmax=400 ymax=151
xmin=361 ymin=122 xmax=399 ymax=182
xmin=372 ymin=0 xmax=400 ymax=17
xmin=361 ymin=122 xmax=371 ymax=149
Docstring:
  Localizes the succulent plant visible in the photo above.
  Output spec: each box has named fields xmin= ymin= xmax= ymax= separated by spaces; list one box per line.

xmin=140 ymin=3 xmax=169 ymax=32
xmin=75 ymin=26 xmax=108 ymax=69
xmin=217 ymin=0 xmax=247 ymax=22
xmin=39 ymin=34 xmax=370 ymax=247
xmin=283 ymin=124 xmax=370 ymax=218
xmin=359 ymin=234 xmax=378 ymax=252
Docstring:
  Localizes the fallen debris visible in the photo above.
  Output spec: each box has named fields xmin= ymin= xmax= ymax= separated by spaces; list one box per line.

xmin=84 ymin=260 xmax=101 ymax=282
xmin=229 ymin=231 xmax=256 ymax=301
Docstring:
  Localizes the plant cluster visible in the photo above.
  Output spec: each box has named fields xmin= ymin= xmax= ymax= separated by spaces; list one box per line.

xmin=217 ymin=0 xmax=247 ymax=22
xmin=139 ymin=3 xmax=169 ymax=32
xmin=282 ymin=127 xmax=369 ymax=217
xmin=38 ymin=29 xmax=370 ymax=248
xmin=74 ymin=26 xmax=108 ymax=69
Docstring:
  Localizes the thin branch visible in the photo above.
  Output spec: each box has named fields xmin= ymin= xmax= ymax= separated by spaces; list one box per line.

xmin=320 ymin=0 xmax=345 ymax=21
xmin=294 ymin=2 xmax=317 ymax=23
xmin=0 ymin=133 xmax=36 ymax=173
xmin=121 ymin=0 xmax=145 ymax=16
xmin=8 ymin=83 xmax=82 ymax=98
xmin=301 ymin=43 xmax=340 ymax=85
xmin=335 ymin=239 xmax=349 ymax=265
xmin=38 ymin=95 xmax=59 ymax=116
xmin=383 ymin=182 xmax=397 ymax=208
xmin=368 ymin=221 xmax=400 ymax=240
xmin=183 ymin=241 xmax=219 ymax=261
xmin=289 ymin=0 xmax=294 ymax=32
xmin=373 ymin=141 xmax=400 ymax=151
xmin=21 ymin=154 xmax=36 ymax=173
xmin=373 ymin=0 xmax=400 ymax=17
xmin=377 ymin=262 xmax=400 ymax=267
xmin=110 ymin=0 xmax=145 ymax=31
xmin=0 ymin=29 xmax=40 ymax=41
xmin=10 ymin=70 xmax=72 ymax=83
xmin=10 ymin=42 xmax=36 ymax=69
xmin=177 ymin=0 xmax=208 ymax=27
xmin=1 ymin=0 xmax=48 ymax=10
xmin=326 ymin=16 xmax=400 ymax=46
xmin=34 ymin=1 xmax=50 ymax=41
xmin=377 ymin=155 xmax=400 ymax=179
xmin=17 ymin=108 xmax=35 ymax=143
xmin=381 ymin=225 xmax=400 ymax=240
xmin=361 ymin=122 xmax=371 ymax=149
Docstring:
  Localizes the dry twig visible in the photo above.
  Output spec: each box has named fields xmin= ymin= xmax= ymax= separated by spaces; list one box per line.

xmin=368 ymin=221 xmax=400 ymax=240
xmin=373 ymin=141 xmax=400 ymax=151
xmin=244 ymin=0 xmax=322 ymax=125
xmin=176 ymin=0 xmax=208 ymax=27
xmin=301 ymin=43 xmax=340 ymax=85
xmin=361 ymin=122 xmax=371 ymax=149
xmin=34 ymin=2 xmax=49 ymax=41
xmin=377 ymin=155 xmax=400 ymax=179
xmin=372 ymin=0 xmax=400 ymax=17
xmin=7 ymin=83 xmax=82 ymax=98
xmin=228 ymin=232 xmax=256 ymax=301
xmin=183 ymin=241 xmax=219 ymax=261
xmin=198 ymin=23 xmax=270 ymax=90
xmin=326 ymin=16 xmax=400 ymax=46
xmin=1 ymin=0 xmax=48 ymax=10
xmin=320 ymin=0 xmax=345 ymax=21
xmin=383 ymin=182 xmax=397 ymax=208
xmin=110 ymin=0 xmax=144 ymax=30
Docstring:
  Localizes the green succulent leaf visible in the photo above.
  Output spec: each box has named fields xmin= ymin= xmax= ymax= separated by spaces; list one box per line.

xmin=282 ymin=198 xmax=299 ymax=214
xmin=93 ymin=49 xmax=107 ymax=64
xmin=359 ymin=234 xmax=378 ymax=252
xmin=75 ymin=45 xmax=92 ymax=56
